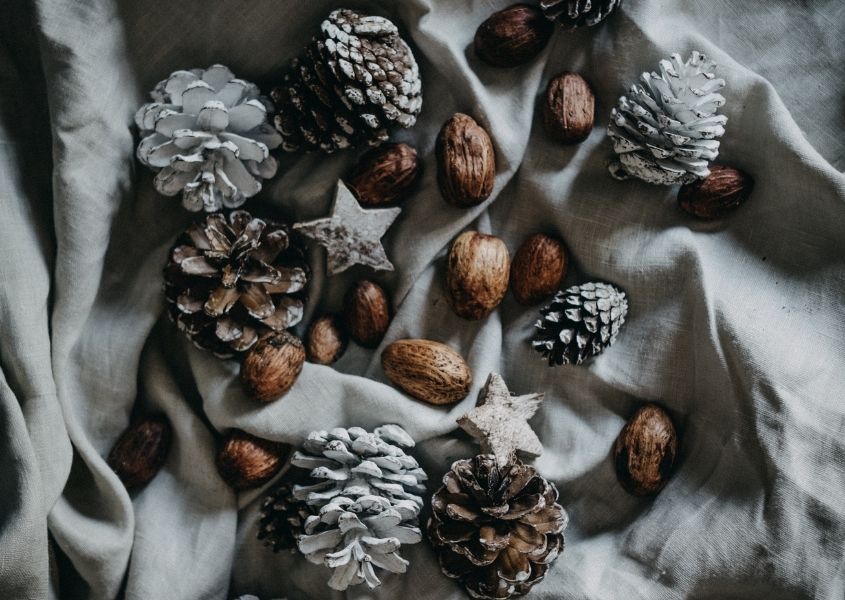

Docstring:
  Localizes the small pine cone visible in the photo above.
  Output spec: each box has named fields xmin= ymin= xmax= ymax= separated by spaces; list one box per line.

xmin=540 ymin=0 xmax=622 ymax=29
xmin=532 ymin=282 xmax=628 ymax=366
xmin=258 ymin=480 xmax=314 ymax=552
xmin=164 ymin=211 xmax=309 ymax=358
xmin=428 ymin=455 xmax=568 ymax=600
xmin=608 ymin=51 xmax=728 ymax=185
xmin=273 ymin=9 xmax=422 ymax=153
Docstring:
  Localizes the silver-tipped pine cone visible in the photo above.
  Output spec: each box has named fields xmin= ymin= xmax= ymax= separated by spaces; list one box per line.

xmin=532 ymin=282 xmax=628 ymax=366
xmin=428 ymin=455 xmax=568 ymax=600
xmin=164 ymin=211 xmax=308 ymax=358
xmin=288 ymin=425 xmax=428 ymax=590
xmin=136 ymin=65 xmax=282 ymax=212
xmin=608 ymin=51 xmax=728 ymax=185
xmin=272 ymin=9 xmax=422 ymax=153
xmin=540 ymin=0 xmax=622 ymax=29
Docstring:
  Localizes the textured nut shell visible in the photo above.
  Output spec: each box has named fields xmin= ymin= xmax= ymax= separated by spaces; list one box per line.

xmin=382 ymin=339 xmax=472 ymax=405
xmin=613 ymin=404 xmax=678 ymax=496
xmin=306 ymin=314 xmax=348 ymax=365
xmin=510 ymin=233 xmax=567 ymax=305
xmin=344 ymin=280 xmax=391 ymax=348
xmin=347 ymin=143 xmax=421 ymax=206
xmin=678 ymin=165 xmax=754 ymax=220
xmin=474 ymin=4 xmax=554 ymax=68
xmin=543 ymin=72 xmax=595 ymax=144
xmin=216 ymin=429 xmax=289 ymax=491
xmin=436 ymin=114 xmax=496 ymax=207
xmin=241 ymin=331 xmax=305 ymax=403
xmin=108 ymin=416 xmax=171 ymax=489
xmin=447 ymin=231 xmax=510 ymax=320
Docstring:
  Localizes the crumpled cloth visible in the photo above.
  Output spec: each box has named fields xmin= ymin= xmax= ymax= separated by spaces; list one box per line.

xmin=1 ymin=1 xmax=843 ymax=599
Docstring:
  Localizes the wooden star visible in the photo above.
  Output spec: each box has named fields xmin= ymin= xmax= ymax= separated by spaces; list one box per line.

xmin=457 ymin=372 xmax=545 ymax=467
xmin=293 ymin=180 xmax=401 ymax=275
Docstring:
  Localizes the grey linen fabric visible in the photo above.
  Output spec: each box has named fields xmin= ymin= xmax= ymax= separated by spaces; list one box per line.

xmin=1 ymin=0 xmax=843 ymax=599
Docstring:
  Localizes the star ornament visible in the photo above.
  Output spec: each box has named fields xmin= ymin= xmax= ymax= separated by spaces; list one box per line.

xmin=293 ymin=180 xmax=401 ymax=275
xmin=457 ymin=372 xmax=545 ymax=467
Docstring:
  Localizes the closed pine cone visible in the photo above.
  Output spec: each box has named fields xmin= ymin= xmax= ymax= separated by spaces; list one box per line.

xmin=428 ymin=455 xmax=568 ymax=599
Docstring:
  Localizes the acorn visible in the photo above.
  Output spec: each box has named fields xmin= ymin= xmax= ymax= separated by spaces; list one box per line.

xmin=216 ymin=429 xmax=288 ymax=491
xmin=347 ymin=143 xmax=420 ymax=206
xmin=241 ymin=331 xmax=305 ymax=402
xmin=613 ymin=404 xmax=679 ymax=496
xmin=305 ymin=314 xmax=348 ymax=365
xmin=344 ymin=280 xmax=391 ymax=348
xmin=447 ymin=231 xmax=510 ymax=320
xmin=510 ymin=233 xmax=567 ymax=305
xmin=382 ymin=339 xmax=472 ymax=405
xmin=108 ymin=415 xmax=172 ymax=489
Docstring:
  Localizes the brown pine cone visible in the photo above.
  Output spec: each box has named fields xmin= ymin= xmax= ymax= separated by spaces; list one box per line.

xmin=164 ymin=211 xmax=308 ymax=358
xmin=257 ymin=480 xmax=314 ymax=552
xmin=428 ymin=455 xmax=568 ymax=599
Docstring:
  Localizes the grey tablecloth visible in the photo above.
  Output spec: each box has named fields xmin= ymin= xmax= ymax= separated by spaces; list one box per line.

xmin=1 ymin=1 xmax=843 ymax=599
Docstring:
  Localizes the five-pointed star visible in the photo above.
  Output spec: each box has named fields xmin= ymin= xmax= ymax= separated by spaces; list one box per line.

xmin=293 ymin=180 xmax=401 ymax=275
xmin=457 ymin=372 xmax=545 ymax=467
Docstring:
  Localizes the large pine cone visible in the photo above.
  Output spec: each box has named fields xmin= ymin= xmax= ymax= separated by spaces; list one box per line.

xmin=532 ymin=281 xmax=628 ymax=366
xmin=540 ymin=0 xmax=622 ymax=29
xmin=136 ymin=65 xmax=282 ymax=212
xmin=608 ymin=51 xmax=728 ymax=185
xmin=164 ymin=211 xmax=308 ymax=358
xmin=428 ymin=455 xmax=568 ymax=600
xmin=272 ymin=9 xmax=422 ymax=153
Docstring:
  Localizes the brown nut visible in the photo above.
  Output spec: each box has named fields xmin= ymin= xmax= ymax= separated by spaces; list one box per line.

xmin=447 ymin=231 xmax=510 ymax=320
xmin=108 ymin=415 xmax=172 ymax=489
xmin=240 ymin=331 xmax=305 ymax=402
xmin=306 ymin=314 xmax=348 ymax=365
xmin=543 ymin=72 xmax=595 ymax=144
xmin=436 ymin=113 xmax=496 ymax=208
xmin=344 ymin=280 xmax=391 ymax=348
xmin=347 ymin=143 xmax=420 ymax=206
xmin=613 ymin=404 xmax=679 ymax=497
xmin=510 ymin=233 xmax=568 ymax=305
xmin=474 ymin=4 xmax=554 ymax=68
xmin=382 ymin=339 xmax=472 ymax=405
xmin=678 ymin=165 xmax=754 ymax=220
xmin=216 ymin=429 xmax=288 ymax=491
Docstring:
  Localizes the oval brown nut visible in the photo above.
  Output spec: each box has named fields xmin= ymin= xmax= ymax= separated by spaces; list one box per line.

xmin=382 ymin=339 xmax=472 ymax=405
xmin=241 ymin=331 xmax=305 ymax=403
xmin=474 ymin=4 xmax=554 ymax=68
xmin=613 ymin=404 xmax=679 ymax=497
xmin=108 ymin=415 xmax=172 ymax=489
xmin=436 ymin=113 xmax=496 ymax=208
xmin=510 ymin=233 xmax=567 ymax=305
xmin=544 ymin=72 xmax=595 ymax=144
xmin=678 ymin=165 xmax=754 ymax=220
xmin=347 ymin=143 xmax=420 ymax=206
xmin=344 ymin=280 xmax=391 ymax=348
xmin=447 ymin=231 xmax=510 ymax=320
xmin=306 ymin=314 xmax=348 ymax=365
xmin=216 ymin=429 xmax=288 ymax=491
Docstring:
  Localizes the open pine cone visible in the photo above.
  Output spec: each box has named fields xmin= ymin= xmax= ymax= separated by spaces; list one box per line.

xmin=273 ymin=9 xmax=422 ymax=153
xmin=136 ymin=65 xmax=282 ymax=212
xmin=164 ymin=210 xmax=308 ymax=358
xmin=428 ymin=455 xmax=568 ymax=600
xmin=540 ymin=0 xmax=622 ymax=29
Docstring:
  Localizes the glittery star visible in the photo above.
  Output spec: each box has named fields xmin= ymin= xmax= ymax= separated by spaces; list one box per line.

xmin=457 ymin=372 xmax=545 ymax=467
xmin=293 ymin=180 xmax=401 ymax=275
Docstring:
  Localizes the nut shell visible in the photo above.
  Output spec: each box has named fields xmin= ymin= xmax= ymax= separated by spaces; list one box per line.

xmin=543 ymin=72 xmax=595 ymax=144
xmin=241 ymin=331 xmax=305 ymax=403
xmin=510 ymin=233 xmax=567 ymax=305
xmin=678 ymin=165 xmax=754 ymax=220
xmin=344 ymin=280 xmax=392 ymax=348
xmin=382 ymin=339 xmax=472 ymax=405
xmin=436 ymin=113 xmax=496 ymax=208
xmin=306 ymin=314 xmax=348 ymax=365
xmin=474 ymin=4 xmax=554 ymax=68
xmin=447 ymin=231 xmax=510 ymax=320
xmin=108 ymin=415 xmax=172 ymax=489
xmin=347 ymin=143 xmax=420 ymax=206
xmin=613 ymin=404 xmax=678 ymax=497
xmin=216 ymin=429 xmax=289 ymax=491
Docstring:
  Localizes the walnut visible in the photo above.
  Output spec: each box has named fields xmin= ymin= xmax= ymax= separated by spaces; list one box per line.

xmin=447 ymin=231 xmax=510 ymax=320
xmin=543 ymin=72 xmax=595 ymax=144
xmin=436 ymin=114 xmax=496 ymax=208
xmin=240 ymin=331 xmax=305 ymax=402
xmin=347 ymin=143 xmax=420 ymax=206
xmin=677 ymin=165 xmax=754 ymax=220
xmin=510 ymin=233 xmax=568 ymax=305
xmin=613 ymin=404 xmax=679 ymax=496
xmin=382 ymin=339 xmax=472 ymax=405
xmin=474 ymin=4 xmax=554 ymax=68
